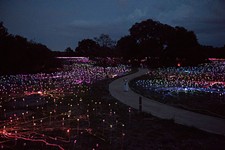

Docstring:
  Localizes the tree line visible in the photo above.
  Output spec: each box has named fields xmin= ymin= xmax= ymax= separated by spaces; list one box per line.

xmin=0 ymin=22 xmax=60 ymax=75
xmin=61 ymin=19 xmax=225 ymax=67
xmin=1 ymin=19 xmax=225 ymax=75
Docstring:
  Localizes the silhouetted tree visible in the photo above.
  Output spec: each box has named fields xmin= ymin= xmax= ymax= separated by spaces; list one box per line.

xmin=116 ymin=35 xmax=138 ymax=59
xmin=71 ymin=19 xmax=223 ymax=65
xmin=63 ymin=47 xmax=75 ymax=56
xmin=0 ymin=22 xmax=8 ymax=38
xmin=0 ymin=22 xmax=60 ymax=75
xmin=165 ymin=27 xmax=199 ymax=55
xmin=75 ymin=34 xmax=117 ymax=57
xmin=129 ymin=19 xmax=173 ymax=57
xmin=65 ymin=47 xmax=74 ymax=53
xmin=94 ymin=34 xmax=115 ymax=48
xmin=75 ymin=39 xmax=100 ymax=57
xmin=127 ymin=19 xmax=205 ymax=66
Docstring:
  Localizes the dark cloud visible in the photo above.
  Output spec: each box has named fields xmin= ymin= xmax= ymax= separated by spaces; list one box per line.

xmin=155 ymin=0 xmax=225 ymax=47
xmin=0 ymin=0 xmax=224 ymax=50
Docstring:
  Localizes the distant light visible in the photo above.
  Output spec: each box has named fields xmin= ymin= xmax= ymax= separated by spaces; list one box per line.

xmin=67 ymin=129 xmax=70 ymax=133
xmin=208 ymin=58 xmax=225 ymax=61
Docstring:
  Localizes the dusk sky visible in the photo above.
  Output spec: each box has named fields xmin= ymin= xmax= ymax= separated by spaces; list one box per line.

xmin=0 ymin=0 xmax=225 ymax=51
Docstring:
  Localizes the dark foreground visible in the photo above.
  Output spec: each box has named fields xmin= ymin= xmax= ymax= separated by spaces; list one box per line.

xmin=1 ymin=78 xmax=225 ymax=149
xmin=85 ymin=78 xmax=225 ymax=149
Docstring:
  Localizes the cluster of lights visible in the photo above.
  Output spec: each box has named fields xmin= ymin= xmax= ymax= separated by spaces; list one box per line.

xmin=134 ymin=61 xmax=225 ymax=98
xmin=0 ymin=58 xmax=131 ymax=149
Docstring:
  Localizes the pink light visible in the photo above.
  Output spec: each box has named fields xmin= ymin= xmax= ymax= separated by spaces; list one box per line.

xmin=209 ymin=82 xmax=225 ymax=86
xmin=67 ymin=129 xmax=70 ymax=133
xmin=111 ymin=74 xmax=117 ymax=78
xmin=24 ymin=91 xmax=43 ymax=96
xmin=208 ymin=58 xmax=225 ymax=61
xmin=37 ymin=91 xmax=42 ymax=95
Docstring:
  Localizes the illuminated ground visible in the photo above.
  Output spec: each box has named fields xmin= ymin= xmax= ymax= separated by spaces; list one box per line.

xmin=1 ymin=59 xmax=225 ymax=149
xmin=130 ymin=61 xmax=225 ymax=118
xmin=0 ymin=58 xmax=131 ymax=149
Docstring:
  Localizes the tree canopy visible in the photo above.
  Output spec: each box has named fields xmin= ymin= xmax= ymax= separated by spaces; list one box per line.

xmin=75 ymin=39 xmax=100 ymax=57
xmin=128 ymin=19 xmax=200 ymax=58
xmin=116 ymin=19 xmax=205 ymax=66
xmin=94 ymin=34 xmax=115 ymax=48
xmin=65 ymin=19 xmax=224 ymax=67
xmin=0 ymin=22 xmax=60 ymax=75
xmin=75 ymin=34 xmax=116 ymax=57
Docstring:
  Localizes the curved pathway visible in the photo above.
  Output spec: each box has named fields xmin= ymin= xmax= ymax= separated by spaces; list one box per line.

xmin=109 ymin=68 xmax=225 ymax=136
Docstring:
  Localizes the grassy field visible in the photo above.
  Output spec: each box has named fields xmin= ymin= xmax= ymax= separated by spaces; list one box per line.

xmin=1 ymin=76 xmax=225 ymax=149
xmin=86 ymin=78 xmax=225 ymax=149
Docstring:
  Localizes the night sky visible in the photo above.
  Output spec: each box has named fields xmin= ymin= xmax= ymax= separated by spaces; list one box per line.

xmin=0 ymin=0 xmax=225 ymax=51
